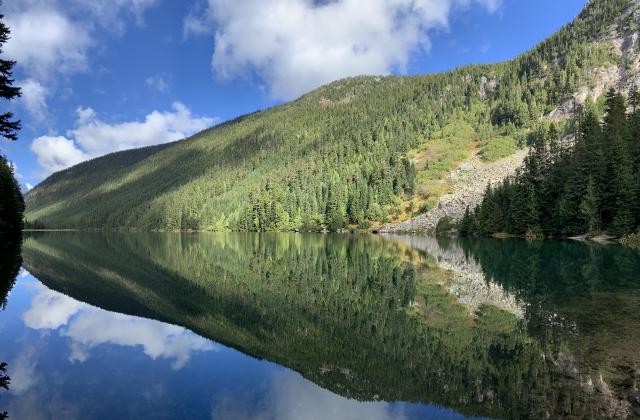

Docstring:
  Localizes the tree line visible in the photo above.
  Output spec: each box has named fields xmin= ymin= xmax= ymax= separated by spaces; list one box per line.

xmin=459 ymin=89 xmax=640 ymax=238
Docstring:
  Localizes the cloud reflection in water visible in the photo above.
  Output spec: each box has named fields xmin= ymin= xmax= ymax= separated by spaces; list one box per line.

xmin=22 ymin=283 xmax=216 ymax=369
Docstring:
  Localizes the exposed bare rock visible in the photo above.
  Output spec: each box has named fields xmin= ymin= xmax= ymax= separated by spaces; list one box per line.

xmin=547 ymin=0 xmax=640 ymax=120
xmin=380 ymin=149 xmax=528 ymax=233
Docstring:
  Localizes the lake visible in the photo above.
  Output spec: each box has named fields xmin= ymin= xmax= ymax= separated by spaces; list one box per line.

xmin=0 ymin=232 xmax=639 ymax=419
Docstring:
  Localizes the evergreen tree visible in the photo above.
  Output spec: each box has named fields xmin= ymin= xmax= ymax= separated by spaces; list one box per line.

xmin=458 ymin=206 xmax=473 ymax=236
xmin=580 ymin=176 xmax=600 ymax=233
xmin=463 ymin=89 xmax=639 ymax=238
xmin=0 ymin=7 xmax=20 ymax=141
xmin=0 ymin=7 xmax=23 ymax=236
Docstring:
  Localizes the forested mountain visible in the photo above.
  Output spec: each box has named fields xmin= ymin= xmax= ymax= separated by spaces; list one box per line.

xmin=25 ymin=0 xmax=637 ymax=231
xmin=459 ymin=89 xmax=640 ymax=239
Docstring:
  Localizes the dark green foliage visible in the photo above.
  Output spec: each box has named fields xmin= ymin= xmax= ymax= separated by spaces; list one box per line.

xmin=435 ymin=216 xmax=454 ymax=234
xmin=456 ymin=236 xmax=640 ymax=400
xmin=0 ymin=5 xmax=23 ymax=238
xmin=0 ymin=156 xmax=24 ymax=235
xmin=25 ymin=0 xmax=633 ymax=231
xmin=0 ymin=5 xmax=20 ymax=141
xmin=0 ymin=234 xmax=20 ymax=311
xmin=458 ymin=206 xmax=474 ymax=235
xmin=463 ymin=90 xmax=640 ymax=237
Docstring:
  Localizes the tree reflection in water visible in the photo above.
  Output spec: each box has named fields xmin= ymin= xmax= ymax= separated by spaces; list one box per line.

xmin=0 ymin=233 xmax=20 ymax=420
xmin=21 ymin=232 xmax=640 ymax=418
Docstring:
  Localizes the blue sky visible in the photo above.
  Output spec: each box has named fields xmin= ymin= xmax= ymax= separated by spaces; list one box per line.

xmin=0 ymin=0 xmax=587 ymax=190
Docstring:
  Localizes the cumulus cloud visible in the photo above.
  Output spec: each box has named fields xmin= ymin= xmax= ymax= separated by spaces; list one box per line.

xmin=70 ymin=102 xmax=214 ymax=155
xmin=4 ymin=7 xmax=92 ymax=80
xmin=19 ymin=79 xmax=49 ymax=122
xmin=4 ymin=0 xmax=162 ymax=122
xmin=4 ymin=0 xmax=161 ymax=78
xmin=30 ymin=103 xmax=215 ymax=176
xmin=187 ymin=0 xmax=501 ymax=99
xmin=30 ymin=136 xmax=89 ymax=176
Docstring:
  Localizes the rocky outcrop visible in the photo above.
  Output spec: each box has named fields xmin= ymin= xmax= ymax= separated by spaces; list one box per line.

xmin=548 ymin=0 xmax=640 ymax=120
xmin=380 ymin=149 xmax=528 ymax=233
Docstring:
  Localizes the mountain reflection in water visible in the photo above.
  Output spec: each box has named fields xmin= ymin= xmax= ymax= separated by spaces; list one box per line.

xmin=0 ymin=232 xmax=637 ymax=419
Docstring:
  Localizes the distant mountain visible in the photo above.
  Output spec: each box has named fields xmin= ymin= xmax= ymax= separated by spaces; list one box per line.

xmin=25 ymin=0 xmax=638 ymax=231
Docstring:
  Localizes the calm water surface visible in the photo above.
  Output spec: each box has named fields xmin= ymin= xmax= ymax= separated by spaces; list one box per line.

xmin=0 ymin=232 xmax=638 ymax=419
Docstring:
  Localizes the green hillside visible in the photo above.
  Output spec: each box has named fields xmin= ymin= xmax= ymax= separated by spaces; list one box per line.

xmin=25 ymin=0 xmax=632 ymax=231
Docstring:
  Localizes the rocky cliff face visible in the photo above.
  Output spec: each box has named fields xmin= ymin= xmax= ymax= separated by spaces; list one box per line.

xmin=548 ymin=0 xmax=640 ymax=119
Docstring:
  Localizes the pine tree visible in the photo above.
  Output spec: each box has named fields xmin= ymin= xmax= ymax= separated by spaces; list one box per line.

xmin=458 ymin=206 xmax=473 ymax=236
xmin=580 ymin=176 xmax=600 ymax=233
xmin=0 ymin=8 xmax=23 ymax=236
xmin=0 ymin=8 xmax=20 ymax=141
xmin=601 ymin=89 xmax=631 ymax=226
xmin=611 ymin=165 xmax=636 ymax=235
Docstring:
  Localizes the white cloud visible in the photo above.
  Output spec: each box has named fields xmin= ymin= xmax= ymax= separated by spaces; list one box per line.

xmin=183 ymin=1 xmax=211 ymax=39
xmin=9 ymin=346 xmax=39 ymax=394
xmin=76 ymin=106 xmax=96 ymax=125
xmin=30 ymin=103 xmax=215 ymax=176
xmin=4 ymin=7 xmax=92 ymax=80
xmin=23 ymin=285 xmax=85 ymax=330
xmin=23 ymin=283 xmax=216 ymax=370
xmin=145 ymin=74 xmax=170 ymax=93
xmin=19 ymin=79 xmax=49 ymax=122
xmin=4 ymin=0 xmax=162 ymax=79
xmin=30 ymin=136 xmax=89 ymax=176
xmin=65 ymin=309 xmax=216 ymax=369
xmin=3 ymin=0 xmax=162 ymax=125
xmin=70 ymin=102 xmax=214 ymax=155
xmin=189 ymin=0 xmax=500 ymax=99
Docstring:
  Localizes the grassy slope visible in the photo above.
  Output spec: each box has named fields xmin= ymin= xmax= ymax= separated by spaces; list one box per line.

xmin=25 ymin=0 xmax=630 ymax=230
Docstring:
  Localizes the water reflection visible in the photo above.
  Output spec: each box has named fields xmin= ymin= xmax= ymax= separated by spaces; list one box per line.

xmin=210 ymin=369 xmax=463 ymax=420
xmin=23 ymin=283 xmax=216 ymax=368
xmin=0 ymin=233 xmax=21 ymax=420
xmin=5 ymin=232 xmax=640 ymax=418
xmin=0 ymin=362 xmax=8 ymax=420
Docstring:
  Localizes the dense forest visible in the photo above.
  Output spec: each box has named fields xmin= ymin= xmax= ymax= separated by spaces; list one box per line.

xmin=23 ymin=231 xmax=633 ymax=418
xmin=25 ymin=0 xmax=633 ymax=231
xmin=459 ymin=89 xmax=640 ymax=239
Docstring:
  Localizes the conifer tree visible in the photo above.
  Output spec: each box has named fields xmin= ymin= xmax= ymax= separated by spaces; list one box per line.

xmin=580 ymin=176 xmax=600 ymax=233
xmin=0 ymin=7 xmax=23 ymax=236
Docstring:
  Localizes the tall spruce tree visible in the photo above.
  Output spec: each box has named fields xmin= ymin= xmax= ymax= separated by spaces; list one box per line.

xmin=462 ymin=89 xmax=639 ymax=238
xmin=580 ymin=176 xmax=600 ymax=233
xmin=0 ymin=6 xmax=23 ymax=236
